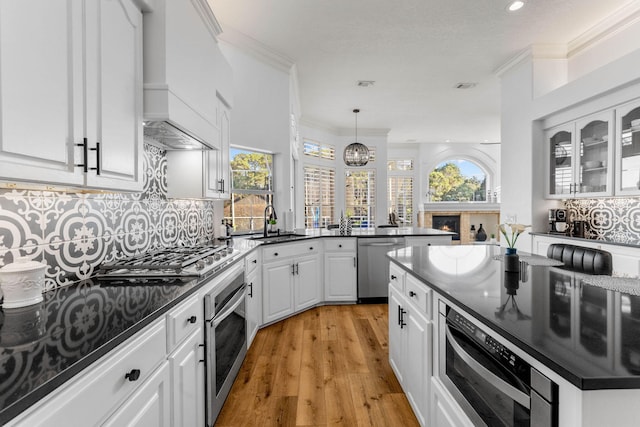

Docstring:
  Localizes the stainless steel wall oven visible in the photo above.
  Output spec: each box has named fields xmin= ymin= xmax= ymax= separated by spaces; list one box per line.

xmin=204 ymin=263 xmax=246 ymax=426
xmin=438 ymin=302 xmax=558 ymax=427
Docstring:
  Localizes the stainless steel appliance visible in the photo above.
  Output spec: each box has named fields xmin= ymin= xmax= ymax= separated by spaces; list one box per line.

xmin=204 ymin=262 xmax=246 ymax=426
xmin=439 ymin=303 xmax=558 ymax=427
xmin=357 ymin=237 xmax=405 ymax=303
xmin=548 ymin=209 xmax=568 ymax=234
xmin=97 ymin=244 xmax=239 ymax=279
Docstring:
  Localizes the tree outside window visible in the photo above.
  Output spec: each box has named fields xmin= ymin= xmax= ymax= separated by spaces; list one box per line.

xmin=224 ymin=148 xmax=274 ymax=232
xmin=428 ymin=160 xmax=486 ymax=202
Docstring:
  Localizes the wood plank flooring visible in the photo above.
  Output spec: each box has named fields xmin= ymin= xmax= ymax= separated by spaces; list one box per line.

xmin=215 ymin=304 xmax=420 ymax=427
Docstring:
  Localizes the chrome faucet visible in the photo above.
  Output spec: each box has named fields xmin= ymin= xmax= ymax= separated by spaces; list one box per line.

xmin=264 ymin=204 xmax=277 ymax=237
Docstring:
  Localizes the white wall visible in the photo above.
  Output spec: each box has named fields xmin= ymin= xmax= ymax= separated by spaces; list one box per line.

xmin=219 ymin=42 xmax=293 ymax=220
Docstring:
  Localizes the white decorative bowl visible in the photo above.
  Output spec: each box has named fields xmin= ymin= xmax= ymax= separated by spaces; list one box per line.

xmin=0 ymin=257 xmax=47 ymax=308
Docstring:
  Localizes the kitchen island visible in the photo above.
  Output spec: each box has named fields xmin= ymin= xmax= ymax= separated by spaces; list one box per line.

xmin=388 ymin=244 xmax=640 ymax=427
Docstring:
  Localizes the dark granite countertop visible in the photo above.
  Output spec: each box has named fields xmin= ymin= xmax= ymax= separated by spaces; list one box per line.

xmin=388 ymin=245 xmax=640 ymax=390
xmin=0 ymin=251 xmax=251 ymax=425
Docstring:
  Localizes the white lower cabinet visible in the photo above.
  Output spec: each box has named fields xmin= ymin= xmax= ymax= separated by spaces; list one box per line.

xmin=168 ymin=330 xmax=205 ymax=427
xmin=246 ymin=265 xmax=262 ymax=347
xmin=431 ymin=377 xmax=474 ymax=427
xmin=102 ymin=361 xmax=171 ymax=427
xmin=262 ymin=243 xmax=321 ymax=324
xmin=389 ymin=286 xmax=431 ymax=426
xmin=324 ymin=238 xmax=357 ymax=301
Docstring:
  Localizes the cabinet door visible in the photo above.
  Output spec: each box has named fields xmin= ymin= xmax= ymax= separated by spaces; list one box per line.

xmin=546 ymin=123 xmax=575 ymax=198
xmin=169 ymin=330 xmax=205 ymax=427
xmin=575 ymin=111 xmax=614 ymax=197
xmin=615 ymin=101 xmax=640 ymax=196
xmin=324 ymin=252 xmax=357 ymax=301
xmin=103 ymin=362 xmax=171 ymax=427
xmin=205 ymin=97 xmax=231 ymax=199
xmin=294 ymin=254 xmax=321 ymax=311
xmin=262 ymin=260 xmax=295 ymax=323
xmin=389 ymin=287 xmax=405 ymax=384
xmin=0 ymin=0 xmax=85 ymax=186
xmin=431 ymin=378 xmax=474 ymax=427
xmin=246 ymin=268 xmax=262 ymax=347
xmin=405 ymin=308 xmax=430 ymax=426
xmin=84 ymin=0 xmax=143 ymax=191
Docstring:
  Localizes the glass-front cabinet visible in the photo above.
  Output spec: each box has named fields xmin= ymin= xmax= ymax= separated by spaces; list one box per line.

xmin=546 ymin=111 xmax=614 ymax=199
xmin=615 ymin=101 xmax=640 ymax=196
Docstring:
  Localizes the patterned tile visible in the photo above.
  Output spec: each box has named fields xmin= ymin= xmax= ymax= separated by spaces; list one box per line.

xmin=1 ymin=143 xmax=220 ymax=290
xmin=565 ymin=198 xmax=640 ymax=244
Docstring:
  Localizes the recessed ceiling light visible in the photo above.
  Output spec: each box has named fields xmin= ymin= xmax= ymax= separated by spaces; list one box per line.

xmin=507 ymin=1 xmax=524 ymax=12
xmin=454 ymin=82 xmax=477 ymax=89
xmin=357 ymin=80 xmax=375 ymax=87
xmin=445 ymin=139 xmax=451 ymax=143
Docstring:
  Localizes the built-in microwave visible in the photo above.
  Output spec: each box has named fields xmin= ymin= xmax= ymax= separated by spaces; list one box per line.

xmin=438 ymin=302 xmax=558 ymax=427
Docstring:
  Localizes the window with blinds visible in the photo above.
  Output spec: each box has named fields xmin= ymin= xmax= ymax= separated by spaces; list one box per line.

xmin=388 ymin=159 xmax=413 ymax=171
xmin=304 ymin=165 xmax=335 ymax=228
xmin=345 ymin=169 xmax=376 ymax=228
xmin=303 ymin=139 xmax=336 ymax=160
xmin=388 ymin=176 xmax=413 ymax=224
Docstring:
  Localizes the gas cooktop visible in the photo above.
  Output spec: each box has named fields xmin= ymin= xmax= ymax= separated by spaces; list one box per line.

xmin=97 ymin=244 xmax=238 ymax=279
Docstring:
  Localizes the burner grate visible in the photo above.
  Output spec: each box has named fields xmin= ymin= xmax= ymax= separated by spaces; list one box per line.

xmin=99 ymin=245 xmax=221 ymax=272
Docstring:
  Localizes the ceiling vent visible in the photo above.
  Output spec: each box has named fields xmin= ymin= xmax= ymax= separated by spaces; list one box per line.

xmin=357 ymin=80 xmax=375 ymax=87
xmin=454 ymin=82 xmax=477 ymax=89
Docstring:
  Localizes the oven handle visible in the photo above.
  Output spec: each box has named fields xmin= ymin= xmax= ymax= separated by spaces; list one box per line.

xmin=445 ymin=324 xmax=530 ymax=409
xmin=213 ymin=285 xmax=246 ymax=328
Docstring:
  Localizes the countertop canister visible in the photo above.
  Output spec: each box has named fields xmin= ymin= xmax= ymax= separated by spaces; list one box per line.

xmin=0 ymin=257 xmax=47 ymax=308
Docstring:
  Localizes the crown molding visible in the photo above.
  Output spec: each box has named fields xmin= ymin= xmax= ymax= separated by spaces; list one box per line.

xmin=193 ymin=0 xmax=223 ymax=40
xmin=494 ymin=44 xmax=568 ymax=77
xmin=336 ymin=127 xmax=391 ymax=138
xmin=218 ymin=25 xmax=295 ymax=73
xmin=299 ymin=117 xmax=340 ymax=134
xmin=568 ymin=1 xmax=640 ymax=57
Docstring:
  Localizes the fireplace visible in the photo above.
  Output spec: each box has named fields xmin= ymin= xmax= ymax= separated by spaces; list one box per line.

xmin=432 ymin=215 xmax=460 ymax=240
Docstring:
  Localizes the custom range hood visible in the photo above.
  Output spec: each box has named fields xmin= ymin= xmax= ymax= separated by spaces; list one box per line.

xmin=142 ymin=0 xmax=231 ymax=151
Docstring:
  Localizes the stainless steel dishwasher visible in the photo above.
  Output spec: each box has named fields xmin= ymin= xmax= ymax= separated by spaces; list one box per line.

xmin=357 ymin=237 xmax=406 ymax=303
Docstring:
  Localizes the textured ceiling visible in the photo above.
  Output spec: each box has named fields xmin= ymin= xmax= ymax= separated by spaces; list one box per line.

xmin=208 ymin=0 xmax=633 ymax=143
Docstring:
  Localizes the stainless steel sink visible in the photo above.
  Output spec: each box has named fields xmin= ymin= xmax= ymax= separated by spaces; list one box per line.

xmin=250 ymin=233 xmax=308 ymax=244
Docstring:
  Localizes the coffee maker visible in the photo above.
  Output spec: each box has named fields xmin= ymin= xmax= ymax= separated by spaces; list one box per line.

xmin=548 ymin=209 xmax=568 ymax=234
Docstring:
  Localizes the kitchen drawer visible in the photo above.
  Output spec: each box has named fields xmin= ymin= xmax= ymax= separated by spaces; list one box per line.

xmin=324 ymin=238 xmax=356 ymax=252
xmin=245 ymin=249 xmax=261 ymax=275
xmin=262 ymin=240 xmax=320 ymax=262
xmin=389 ymin=262 xmax=405 ymax=292
xmin=9 ymin=319 xmax=167 ymax=427
xmin=406 ymin=273 xmax=431 ymax=319
xmin=166 ymin=295 xmax=201 ymax=352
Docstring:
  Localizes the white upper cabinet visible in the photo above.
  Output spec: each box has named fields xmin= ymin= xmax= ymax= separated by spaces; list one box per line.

xmin=545 ymin=111 xmax=614 ymax=199
xmin=205 ymin=95 xmax=231 ymax=199
xmin=615 ymin=100 xmax=640 ymax=196
xmin=0 ymin=0 xmax=143 ymax=192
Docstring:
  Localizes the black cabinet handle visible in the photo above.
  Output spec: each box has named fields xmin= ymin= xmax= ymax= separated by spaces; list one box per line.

xmin=187 ymin=315 xmax=197 ymax=324
xmin=391 ymin=275 xmax=397 ymax=280
xmin=353 ymin=257 xmax=356 ymax=268
xmin=338 ymin=244 xmax=342 ymax=248
xmin=75 ymin=138 xmax=88 ymax=172
xmin=125 ymin=369 xmax=141 ymax=382
xmin=252 ymin=259 xmax=257 ymax=264
xmin=400 ymin=309 xmax=407 ymax=329
xmin=274 ymin=252 xmax=278 ymax=256
xmin=248 ymin=282 xmax=253 ymax=298
xmin=397 ymin=305 xmax=402 ymax=326
xmin=90 ymin=142 xmax=101 ymax=175
xmin=409 ymin=291 xmax=416 ymax=297
xmin=291 ymin=264 xmax=295 ymax=275
xmin=295 ymin=263 xmax=299 ymax=275
xmin=309 ymin=246 xmax=314 ymax=250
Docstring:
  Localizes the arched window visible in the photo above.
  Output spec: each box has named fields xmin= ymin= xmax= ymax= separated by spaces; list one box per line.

xmin=428 ymin=159 xmax=487 ymax=202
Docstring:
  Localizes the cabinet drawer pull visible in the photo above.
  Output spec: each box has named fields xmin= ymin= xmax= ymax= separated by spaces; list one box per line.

xmin=125 ymin=369 xmax=141 ymax=382
xmin=75 ymin=138 xmax=88 ymax=173
xmin=90 ymin=142 xmax=101 ymax=175
xmin=338 ymin=244 xmax=342 ymax=248
xmin=274 ymin=252 xmax=279 ymax=256
xmin=409 ymin=291 xmax=416 ymax=297
xmin=309 ymin=246 xmax=314 ymax=250
xmin=187 ymin=315 xmax=197 ymax=324
xmin=252 ymin=259 xmax=257 ymax=264
xmin=391 ymin=275 xmax=397 ymax=280
xmin=249 ymin=282 xmax=253 ymax=297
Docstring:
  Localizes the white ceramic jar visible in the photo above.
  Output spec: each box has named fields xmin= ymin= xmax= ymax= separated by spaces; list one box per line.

xmin=0 ymin=257 xmax=46 ymax=308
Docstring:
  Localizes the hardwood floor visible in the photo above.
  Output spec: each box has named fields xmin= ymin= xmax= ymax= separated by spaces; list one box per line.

xmin=215 ymin=304 xmax=420 ymax=427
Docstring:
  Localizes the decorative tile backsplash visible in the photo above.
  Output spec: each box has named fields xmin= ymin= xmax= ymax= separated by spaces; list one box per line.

xmin=0 ymin=144 xmax=219 ymax=290
xmin=565 ymin=198 xmax=640 ymax=244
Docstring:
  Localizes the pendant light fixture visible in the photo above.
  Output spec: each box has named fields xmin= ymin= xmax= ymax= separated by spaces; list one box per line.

xmin=343 ymin=108 xmax=370 ymax=166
